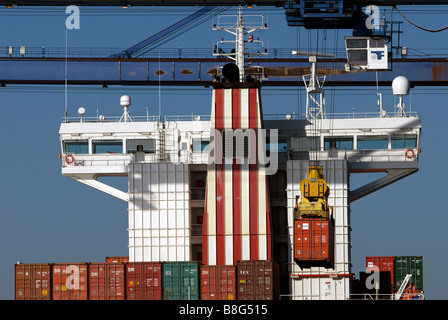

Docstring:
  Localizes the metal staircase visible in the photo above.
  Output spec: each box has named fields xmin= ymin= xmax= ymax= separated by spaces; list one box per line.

xmin=395 ymin=274 xmax=412 ymax=300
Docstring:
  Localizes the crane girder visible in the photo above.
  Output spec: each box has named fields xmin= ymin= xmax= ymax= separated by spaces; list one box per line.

xmin=0 ymin=57 xmax=447 ymax=87
xmin=2 ymin=0 xmax=448 ymax=6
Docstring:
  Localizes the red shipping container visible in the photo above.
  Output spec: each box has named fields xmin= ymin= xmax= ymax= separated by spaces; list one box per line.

xmin=366 ymin=256 xmax=395 ymax=291
xmin=126 ymin=262 xmax=162 ymax=300
xmin=200 ymin=265 xmax=236 ymax=300
xmin=15 ymin=263 xmax=51 ymax=300
xmin=89 ymin=263 xmax=125 ymax=300
xmin=106 ymin=256 xmax=129 ymax=263
xmin=237 ymin=260 xmax=280 ymax=300
xmin=52 ymin=263 xmax=88 ymax=300
xmin=294 ymin=218 xmax=334 ymax=265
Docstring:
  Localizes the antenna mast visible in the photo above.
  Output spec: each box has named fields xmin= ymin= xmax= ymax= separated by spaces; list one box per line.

xmin=213 ymin=6 xmax=267 ymax=82
xmin=293 ymin=51 xmax=331 ymax=120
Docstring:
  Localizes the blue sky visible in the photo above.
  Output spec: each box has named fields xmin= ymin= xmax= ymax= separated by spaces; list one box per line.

xmin=1 ymin=5 xmax=448 ymax=300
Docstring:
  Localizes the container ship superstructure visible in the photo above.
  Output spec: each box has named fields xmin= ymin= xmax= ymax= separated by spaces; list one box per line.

xmin=15 ymin=8 xmax=423 ymax=300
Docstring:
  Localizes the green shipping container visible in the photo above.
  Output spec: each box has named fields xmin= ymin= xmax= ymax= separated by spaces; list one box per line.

xmin=394 ymin=256 xmax=423 ymax=291
xmin=163 ymin=262 xmax=199 ymax=300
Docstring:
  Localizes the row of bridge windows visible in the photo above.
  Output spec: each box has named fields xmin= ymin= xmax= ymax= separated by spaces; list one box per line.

xmin=63 ymin=139 xmax=156 ymax=154
xmin=324 ymin=135 xmax=417 ymax=150
xmin=63 ymin=134 xmax=417 ymax=155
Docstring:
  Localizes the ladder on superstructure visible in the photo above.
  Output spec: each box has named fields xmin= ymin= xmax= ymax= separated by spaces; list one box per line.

xmin=158 ymin=118 xmax=166 ymax=161
xmin=395 ymin=274 xmax=412 ymax=300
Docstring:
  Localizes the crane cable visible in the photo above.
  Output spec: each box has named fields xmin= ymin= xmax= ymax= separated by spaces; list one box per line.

xmin=393 ymin=6 xmax=448 ymax=33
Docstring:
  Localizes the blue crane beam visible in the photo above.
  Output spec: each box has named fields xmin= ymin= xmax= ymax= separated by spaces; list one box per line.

xmin=0 ymin=57 xmax=447 ymax=86
xmin=112 ymin=6 xmax=222 ymax=58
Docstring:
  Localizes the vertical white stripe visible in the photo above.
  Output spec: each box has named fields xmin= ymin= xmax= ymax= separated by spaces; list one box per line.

xmin=256 ymin=90 xmax=262 ymax=129
xmin=209 ymin=235 xmax=217 ymax=265
xmin=223 ymin=88 xmax=233 ymax=235
xmin=223 ymin=88 xmax=232 ymax=129
xmin=223 ymin=88 xmax=234 ymax=265
xmin=240 ymin=89 xmax=250 ymax=260
xmin=207 ymin=90 xmax=218 ymax=265
xmin=225 ymin=236 xmax=233 ymax=265
xmin=207 ymin=89 xmax=216 ymax=237
xmin=258 ymin=235 xmax=267 ymax=260
xmin=241 ymin=235 xmax=250 ymax=261
xmin=210 ymin=89 xmax=216 ymax=128
xmin=258 ymin=166 xmax=267 ymax=260
xmin=255 ymin=90 xmax=268 ymax=259
xmin=240 ymin=88 xmax=249 ymax=129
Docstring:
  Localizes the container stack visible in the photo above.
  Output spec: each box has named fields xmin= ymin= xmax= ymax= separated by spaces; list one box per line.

xmin=351 ymin=256 xmax=424 ymax=300
xmin=293 ymin=165 xmax=334 ymax=268
xmin=15 ymin=258 xmax=279 ymax=300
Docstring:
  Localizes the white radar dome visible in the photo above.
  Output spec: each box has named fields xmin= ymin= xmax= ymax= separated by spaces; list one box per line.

xmin=78 ymin=107 xmax=86 ymax=116
xmin=120 ymin=95 xmax=131 ymax=107
xmin=392 ymin=76 xmax=410 ymax=96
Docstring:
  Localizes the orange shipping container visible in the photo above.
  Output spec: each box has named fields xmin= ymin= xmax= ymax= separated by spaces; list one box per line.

xmin=200 ymin=265 xmax=236 ymax=300
xmin=366 ymin=256 xmax=395 ymax=292
xmin=294 ymin=218 xmax=334 ymax=266
xmin=237 ymin=260 xmax=280 ymax=300
xmin=15 ymin=263 xmax=51 ymax=300
xmin=52 ymin=263 xmax=88 ymax=300
xmin=89 ymin=263 xmax=125 ymax=300
xmin=126 ymin=262 xmax=162 ymax=300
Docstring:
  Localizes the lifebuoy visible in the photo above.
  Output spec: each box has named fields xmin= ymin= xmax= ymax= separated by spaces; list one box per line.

xmin=65 ymin=154 xmax=75 ymax=164
xmin=405 ymin=149 xmax=414 ymax=159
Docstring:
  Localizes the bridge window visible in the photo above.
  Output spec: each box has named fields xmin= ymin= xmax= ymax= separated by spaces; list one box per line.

xmin=357 ymin=135 xmax=388 ymax=150
xmin=267 ymin=136 xmax=288 ymax=153
xmin=192 ymin=138 xmax=209 ymax=153
xmin=391 ymin=134 xmax=417 ymax=149
xmin=93 ymin=140 xmax=123 ymax=154
xmin=127 ymin=139 xmax=156 ymax=153
xmin=63 ymin=140 xmax=88 ymax=154
xmin=324 ymin=137 xmax=353 ymax=150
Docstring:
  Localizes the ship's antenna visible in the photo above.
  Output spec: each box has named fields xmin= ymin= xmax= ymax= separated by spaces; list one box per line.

xmin=64 ymin=27 xmax=68 ymax=120
xmin=158 ymin=51 xmax=161 ymax=121
xmin=392 ymin=76 xmax=410 ymax=117
xmin=292 ymin=51 xmax=334 ymax=121
xmin=212 ymin=5 xmax=267 ymax=82
xmin=119 ymin=95 xmax=132 ymax=122
xmin=376 ymin=71 xmax=385 ymax=117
